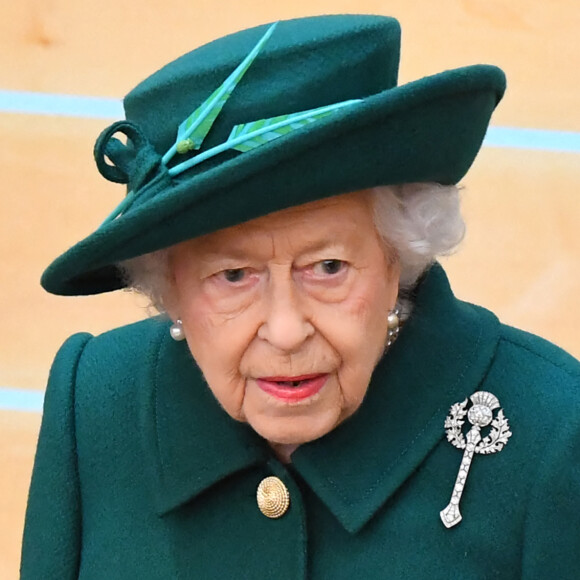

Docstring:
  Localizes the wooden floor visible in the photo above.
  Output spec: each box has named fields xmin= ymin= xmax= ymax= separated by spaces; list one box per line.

xmin=1 ymin=1 xmax=579 ymax=576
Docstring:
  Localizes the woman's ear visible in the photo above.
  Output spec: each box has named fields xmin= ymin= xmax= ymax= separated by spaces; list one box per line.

xmin=161 ymin=251 xmax=180 ymax=321
xmin=388 ymin=258 xmax=401 ymax=308
xmin=163 ymin=295 xmax=179 ymax=323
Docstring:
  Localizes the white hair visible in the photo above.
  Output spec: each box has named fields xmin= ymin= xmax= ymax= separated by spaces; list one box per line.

xmin=119 ymin=182 xmax=465 ymax=319
xmin=370 ymin=182 xmax=465 ymax=318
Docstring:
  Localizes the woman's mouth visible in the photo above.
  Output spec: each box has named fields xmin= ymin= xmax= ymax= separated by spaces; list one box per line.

xmin=256 ymin=374 xmax=328 ymax=402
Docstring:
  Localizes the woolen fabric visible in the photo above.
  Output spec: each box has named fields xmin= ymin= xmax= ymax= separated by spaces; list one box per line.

xmin=21 ymin=265 xmax=580 ymax=578
xmin=40 ymin=14 xmax=505 ymax=296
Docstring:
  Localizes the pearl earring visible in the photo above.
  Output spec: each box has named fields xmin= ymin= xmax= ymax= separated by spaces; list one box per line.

xmin=387 ymin=308 xmax=400 ymax=347
xmin=169 ymin=319 xmax=186 ymax=341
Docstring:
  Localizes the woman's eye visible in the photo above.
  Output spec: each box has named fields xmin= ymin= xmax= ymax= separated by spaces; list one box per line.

xmin=313 ymin=259 xmax=346 ymax=276
xmin=222 ymin=269 xmax=246 ymax=283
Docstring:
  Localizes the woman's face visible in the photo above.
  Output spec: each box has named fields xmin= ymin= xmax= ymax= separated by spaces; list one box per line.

xmin=165 ymin=191 xmax=400 ymax=453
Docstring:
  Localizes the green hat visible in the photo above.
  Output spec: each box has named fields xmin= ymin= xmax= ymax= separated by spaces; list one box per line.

xmin=41 ymin=14 xmax=506 ymax=296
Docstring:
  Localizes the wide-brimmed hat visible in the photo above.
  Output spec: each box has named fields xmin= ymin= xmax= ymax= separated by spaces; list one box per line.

xmin=41 ymin=14 xmax=506 ymax=296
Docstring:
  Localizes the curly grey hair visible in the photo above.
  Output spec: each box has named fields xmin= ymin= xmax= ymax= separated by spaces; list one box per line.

xmin=119 ymin=182 xmax=465 ymax=319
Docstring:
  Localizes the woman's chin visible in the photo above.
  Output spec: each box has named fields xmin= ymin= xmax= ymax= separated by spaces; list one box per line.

xmin=246 ymin=409 xmax=341 ymax=448
xmin=237 ymin=377 xmax=350 ymax=447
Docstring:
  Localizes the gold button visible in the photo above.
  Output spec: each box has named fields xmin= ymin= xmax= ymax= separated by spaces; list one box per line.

xmin=257 ymin=476 xmax=290 ymax=518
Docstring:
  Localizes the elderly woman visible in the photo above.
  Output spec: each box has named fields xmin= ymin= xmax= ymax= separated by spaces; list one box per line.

xmin=21 ymin=14 xmax=580 ymax=580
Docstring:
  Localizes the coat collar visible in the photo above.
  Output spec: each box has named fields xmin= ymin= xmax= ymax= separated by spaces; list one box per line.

xmin=142 ymin=264 xmax=500 ymax=530
xmin=140 ymin=330 xmax=269 ymax=515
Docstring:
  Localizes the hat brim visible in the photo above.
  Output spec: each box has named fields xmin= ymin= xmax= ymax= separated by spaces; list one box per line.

xmin=42 ymin=64 xmax=505 ymax=296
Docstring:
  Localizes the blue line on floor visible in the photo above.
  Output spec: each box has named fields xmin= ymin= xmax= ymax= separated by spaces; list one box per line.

xmin=1 ymin=90 xmax=580 ymax=153
xmin=484 ymin=127 xmax=580 ymax=153
xmin=0 ymin=89 xmax=123 ymax=119
xmin=0 ymin=387 xmax=44 ymax=413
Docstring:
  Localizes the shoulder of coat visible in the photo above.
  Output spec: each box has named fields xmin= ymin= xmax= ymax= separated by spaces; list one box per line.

xmin=491 ymin=323 xmax=580 ymax=426
xmin=71 ymin=316 xmax=170 ymax=413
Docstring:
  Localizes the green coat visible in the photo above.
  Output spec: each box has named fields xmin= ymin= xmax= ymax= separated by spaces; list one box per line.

xmin=21 ymin=265 xmax=580 ymax=579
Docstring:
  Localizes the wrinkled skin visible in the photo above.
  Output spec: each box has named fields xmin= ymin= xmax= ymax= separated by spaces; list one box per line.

xmin=165 ymin=191 xmax=400 ymax=462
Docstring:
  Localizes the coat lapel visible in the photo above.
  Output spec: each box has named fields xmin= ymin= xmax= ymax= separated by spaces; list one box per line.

xmin=140 ymin=326 xmax=269 ymax=516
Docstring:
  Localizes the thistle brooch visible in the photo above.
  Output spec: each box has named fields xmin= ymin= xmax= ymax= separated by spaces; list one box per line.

xmin=440 ymin=391 xmax=512 ymax=528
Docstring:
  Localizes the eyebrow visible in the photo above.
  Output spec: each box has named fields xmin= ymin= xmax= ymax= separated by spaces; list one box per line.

xmin=199 ymin=237 xmax=348 ymax=262
xmin=293 ymin=239 xmax=347 ymax=255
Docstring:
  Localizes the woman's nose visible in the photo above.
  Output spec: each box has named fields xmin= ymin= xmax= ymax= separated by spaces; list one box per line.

xmin=257 ymin=275 xmax=314 ymax=352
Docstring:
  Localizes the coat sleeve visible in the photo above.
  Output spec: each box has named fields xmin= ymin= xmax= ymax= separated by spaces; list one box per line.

xmin=20 ymin=333 xmax=93 ymax=580
xmin=521 ymin=411 xmax=580 ymax=578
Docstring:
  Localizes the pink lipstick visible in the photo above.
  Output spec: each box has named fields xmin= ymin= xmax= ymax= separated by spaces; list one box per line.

xmin=256 ymin=374 xmax=328 ymax=402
